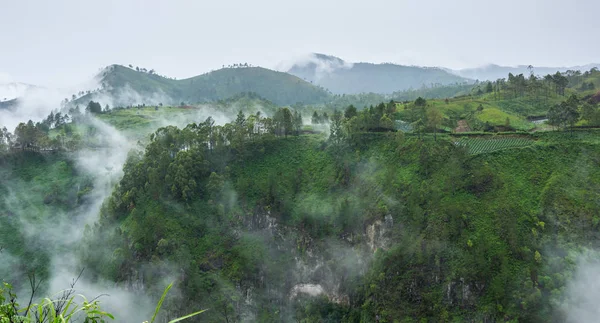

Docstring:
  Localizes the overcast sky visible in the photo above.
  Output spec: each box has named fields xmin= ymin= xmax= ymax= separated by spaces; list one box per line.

xmin=1 ymin=0 xmax=599 ymax=87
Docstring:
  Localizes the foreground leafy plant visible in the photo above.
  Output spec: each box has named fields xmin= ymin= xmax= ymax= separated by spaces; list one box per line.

xmin=0 ymin=280 xmax=206 ymax=323
xmin=0 ymin=281 xmax=115 ymax=323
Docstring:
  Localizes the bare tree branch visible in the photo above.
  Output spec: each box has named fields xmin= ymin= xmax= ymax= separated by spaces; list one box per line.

xmin=23 ymin=271 xmax=44 ymax=318
xmin=53 ymin=268 xmax=85 ymax=315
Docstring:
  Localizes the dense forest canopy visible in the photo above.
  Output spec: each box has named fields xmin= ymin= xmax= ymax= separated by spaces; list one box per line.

xmin=1 ymin=66 xmax=600 ymax=322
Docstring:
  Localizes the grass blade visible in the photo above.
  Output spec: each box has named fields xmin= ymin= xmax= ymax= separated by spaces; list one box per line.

xmin=150 ymin=282 xmax=173 ymax=323
xmin=168 ymin=309 xmax=208 ymax=323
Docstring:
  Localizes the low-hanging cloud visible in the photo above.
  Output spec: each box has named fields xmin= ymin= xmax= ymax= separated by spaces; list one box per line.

xmin=0 ymin=87 xmax=64 ymax=131
xmin=561 ymin=250 xmax=600 ymax=323
xmin=278 ymin=53 xmax=354 ymax=82
xmin=0 ymin=114 xmax=154 ymax=319
xmin=82 ymin=84 xmax=175 ymax=110
xmin=0 ymin=76 xmax=103 ymax=131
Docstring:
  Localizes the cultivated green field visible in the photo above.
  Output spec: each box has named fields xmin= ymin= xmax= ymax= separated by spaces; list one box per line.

xmin=454 ymin=135 xmax=536 ymax=154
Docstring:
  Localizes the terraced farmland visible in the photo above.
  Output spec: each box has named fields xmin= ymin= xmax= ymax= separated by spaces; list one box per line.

xmin=454 ymin=136 xmax=535 ymax=155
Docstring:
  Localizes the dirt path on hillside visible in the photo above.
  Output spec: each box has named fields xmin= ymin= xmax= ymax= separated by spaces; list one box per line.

xmin=454 ymin=120 xmax=471 ymax=133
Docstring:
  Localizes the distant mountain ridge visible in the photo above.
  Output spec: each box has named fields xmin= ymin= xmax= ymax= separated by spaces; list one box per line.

xmin=75 ymin=64 xmax=331 ymax=107
xmin=286 ymin=53 xmax=471 ymax=94
xmin=0 ymin=82 xmax=38 ymax=102
xmin=0 ymin=83 xmax=39 ymax=112
xmin=0 ymin=98 xmax=19 ymax=111
xmin=450 ymin=63 xmax=600 ymax=81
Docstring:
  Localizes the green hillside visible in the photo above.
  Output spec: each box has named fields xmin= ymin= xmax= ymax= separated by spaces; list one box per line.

xmin=93 ymin=94 xmax=280 ymax=138
xmin=179 ymin=66 xmax=330 ymax=104
xmin=2 ymin=103 xmax=600 ymax=322
xmin=74 ymin=65 xmax=331 ymax=107
xmin=79 ymin=122 xmax=600 ymax=322
xmin=395 ymin=67 xmax=600 ymax=132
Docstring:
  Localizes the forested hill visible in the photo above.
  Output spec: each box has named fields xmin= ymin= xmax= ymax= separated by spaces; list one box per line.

xmin=74 ymin=64 xmax=331 ymax=107
xmin=287 ymin=53 xmax=470 ymax=94
xmin=82 ymin=116 xmax=600 ymax=322
xmin=2 ymin=64 xmax=600 ymax=322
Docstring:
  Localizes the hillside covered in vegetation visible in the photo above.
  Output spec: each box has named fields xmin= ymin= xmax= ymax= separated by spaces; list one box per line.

xmin=80 ymin=117 xmax=600 ymax=322
xmin=73 ymin=64 xmax=331 ymax=107
xmin=1 ymin=66 xmax=600 ymax=322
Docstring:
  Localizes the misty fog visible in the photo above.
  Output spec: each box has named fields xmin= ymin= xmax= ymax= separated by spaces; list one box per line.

xmin=1 ymin=1 xmax=600 ymax=322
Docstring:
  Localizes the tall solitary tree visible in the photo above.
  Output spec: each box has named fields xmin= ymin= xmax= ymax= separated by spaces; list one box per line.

xmin=563 ymin=95 xmax=581 ymax=135
xmin=292 ymin=111 xmax=303 ymax=135
xmin=274 ymin=108 xmax=293 ymax=137
xmin=485 ymin=82 xmax=493 ymax=93
xmin=552 ymin=72 xmax=568 ymax=96
xmin=426 ymin=108 xmax=443 ymax=141
xmin=344 ymin=105 xmax=358 ymax=119
xmin=414 ymin=97 xmax=427 ymax=107
xmin=547 ymin=94 xmax=580 ymax=135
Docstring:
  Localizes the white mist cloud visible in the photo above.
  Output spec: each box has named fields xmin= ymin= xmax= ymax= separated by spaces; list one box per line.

xmin=47 ymin=265 xmax=155 ymax=323
xmin=0 ymin=82 xmax=33 ymax=101
xmin=562 ymin=251 xmax=600 ymax=323
xmin=0 ymin=87 xmax=63 ymax=131
xmin=154 ymin=104 xmax=232 ymax=129
xmin=278 ymin=53 xmax=354 ymax=82
xmin=1 ymin=115 xmax=151 ymax=319
xmin=0 ymin=250 xmax=21 ymax=280
xmin=85 ymin=84 xmax=175 ymax=109
xmin=0 ymin=77 xmax=103 ymax=131
xmin=72 ymin=117 xmax=134 ymax=224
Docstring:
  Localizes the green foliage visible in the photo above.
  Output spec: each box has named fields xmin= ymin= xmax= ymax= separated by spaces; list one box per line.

xmin=86 ymin=101 xmax=102 ymax=114
xmin=414 ymin=97 xmax=427 ymax=107
xmin=3 ymin=118 xmax=600 ymax=322
xmin=389 ymin=67 xmax=600 ymax=136
xmin=391 ymin=82 xmax=475 ymax=101
xmin=4 ymin=66 xmax=600 ymax=323
xmin=426 ymin=108 xmax=443 ymax=141
xmin=147 ymin=282 xmax=207 ymax=323
xmin=0 ymin=282 xmax=114 ymax=323
xmin=547 ymin=94 xmax=581 ymax=134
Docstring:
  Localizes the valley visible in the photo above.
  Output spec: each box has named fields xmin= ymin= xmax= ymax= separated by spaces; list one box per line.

xmin=4 ymin=1 xmax=600 ymax=321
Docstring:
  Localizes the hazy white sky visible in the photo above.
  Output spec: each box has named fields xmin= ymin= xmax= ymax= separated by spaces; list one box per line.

xmin=1 ymin=0 xmax=599 ymax=87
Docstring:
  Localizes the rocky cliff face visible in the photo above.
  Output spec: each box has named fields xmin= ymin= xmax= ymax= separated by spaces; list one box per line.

xmin=239 ymin=209 xmax=394 ymax=318
xmin=120 ymin=206 xmax=494 ymax=322
xmin=246 ymin=209 xmax=495 ymax=321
